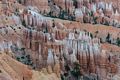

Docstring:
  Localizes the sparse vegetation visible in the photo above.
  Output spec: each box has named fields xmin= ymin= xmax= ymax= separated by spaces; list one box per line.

xmin=117 ymin=37 xmax=120 ymax=46
xmin=22 ymin=20 xmax=26 ymax=27
xmin=71 ymin=62 xmax=81 ymax=79
xmin=106 ymin=33 xmax=111 ymax=43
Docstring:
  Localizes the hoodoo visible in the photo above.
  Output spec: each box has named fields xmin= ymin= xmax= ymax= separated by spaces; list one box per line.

xmin=0 ymin=0 xmax=120 ymax=80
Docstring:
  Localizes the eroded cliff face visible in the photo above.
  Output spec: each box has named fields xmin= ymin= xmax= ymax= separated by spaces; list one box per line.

xmin=0 ymin=53 xmax=32 ymax=80
xmin=17 ymin=0 xmax=50 ymax=14
xmin=0 ymin=53 xmax=60 ymax=80
xmin=0 ymin=0 xmax=120 ymax=80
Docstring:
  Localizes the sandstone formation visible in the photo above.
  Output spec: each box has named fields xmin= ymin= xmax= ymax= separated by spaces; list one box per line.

xmin=31 ymin=67 xmax=60 ymax=80
xmin=18 ymin=0 xmax=50 ymax=14
xmin=0 ymin=53 xmax=60 ymax=80
xmin=0 ymin=53 xmax=32 ymax=80
xmin=0 ymin=0 xmax=120 ymax=80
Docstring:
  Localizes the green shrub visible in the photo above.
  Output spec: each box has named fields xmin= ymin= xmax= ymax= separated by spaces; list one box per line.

xmin=71 ymin=62 xmax=81 ymax=79
xmin=106 ymin=33 xmax=111 ymax=43
xmin=22 ymin=20 xmax=26 ymax=27
xmin=117 ymin=38 xmax=120 ymax=46
xmin=16 ymin=57 xmax=20 ymax=61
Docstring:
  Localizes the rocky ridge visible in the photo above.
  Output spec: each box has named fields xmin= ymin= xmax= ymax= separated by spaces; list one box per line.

xmin=0 ymin=0 xmax=120 ymax=80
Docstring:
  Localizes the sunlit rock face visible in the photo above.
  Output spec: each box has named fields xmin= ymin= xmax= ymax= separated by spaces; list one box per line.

xmin=53 ymin=0 xmax=65 ymax=10
xmin=19 ymin=0 xmax=50 ymax=14
xmin=53 ymin=0 xmax=74 ymax=14
xmin=0 ymin=73 xmax=13 ymax=80
xmin=0 ymin=53 xmax=32 ymax=80
xmin=16 ymin=15 xmax=118 ymax=79
xmin=0 ymin=53 xmax=60 ymax=80
xmin=0 ymin=0 xmax=120 ymax=80
xmin=32 ymin=66 xmax=60 ymax=80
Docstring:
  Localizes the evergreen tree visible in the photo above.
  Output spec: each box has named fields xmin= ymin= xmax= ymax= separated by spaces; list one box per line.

xmin=90 ymin=33 xmax=93 ymax=39
xmin=71 ymin=62 xmax=81 ymax=79
xmin=117 ymin=38 xmax=120 ymax=46
xmin=106 ymin=33 xmax=111 ymax=43
xmin=22 ymin=20 xmax=26 ymax=27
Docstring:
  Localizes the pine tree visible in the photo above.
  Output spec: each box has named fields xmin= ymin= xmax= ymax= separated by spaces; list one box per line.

xmin=106 ymin=33 xmax=111 ymax=43
xmin=22 ymin=20 xmax=26 ymax=27
xmin=71 ymin=62 xmax=81 ymax=79
xmin=117 ymin=38 xmax=120 ymax=46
